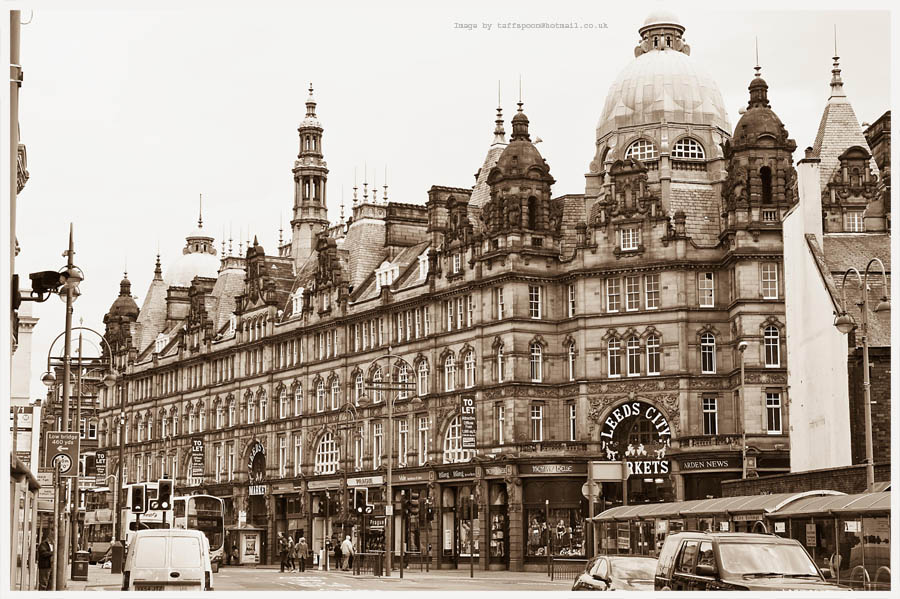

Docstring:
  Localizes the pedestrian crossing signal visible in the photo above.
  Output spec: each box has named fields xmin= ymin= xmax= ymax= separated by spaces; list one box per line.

xmin=354 ymin=488 xmax=368 ymax=514
xmin=131 ymin=485 xmax=147 ymax=514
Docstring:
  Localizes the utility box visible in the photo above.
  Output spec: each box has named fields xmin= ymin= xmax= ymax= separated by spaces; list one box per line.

xmin=111 ymin=543 xmax=125 ymax=574
xmin=72 ymin=550 xmax=90 ymax=581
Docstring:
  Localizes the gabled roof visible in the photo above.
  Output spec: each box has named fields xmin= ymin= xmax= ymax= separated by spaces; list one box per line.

xmin=669 ymin=183 xmax=721 ymax=247
xmin=812 ymin=100 xmax=879 ymax=192
xmin=209 ymin=266 xmax=246 ymax=331
xmin=135 ymin=273 xmax=169 ymax=354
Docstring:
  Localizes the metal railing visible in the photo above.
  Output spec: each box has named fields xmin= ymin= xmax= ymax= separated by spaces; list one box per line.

xmin=352 ymin=551 xmax=384 ymax=576
xmin=549 ymin=557 xmax=588 ymax=581
xmin=398 ymin=551 xmax=427 ymax=572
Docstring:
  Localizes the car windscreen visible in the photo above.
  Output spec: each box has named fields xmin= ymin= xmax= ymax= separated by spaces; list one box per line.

xmin=170 ymin=536 xmax=203 ymax=568
xmin=611 ymin=559 xmax=657 ymax=581
xmin=718 ymin=542 xmax=820 ymax=576
xmin=134 ymin=537 xmax=168 ymax=568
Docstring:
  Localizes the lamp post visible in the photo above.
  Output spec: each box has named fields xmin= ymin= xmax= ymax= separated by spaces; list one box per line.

xmin=364 ymin=350 xmax=418 ymax=577
xmin=834 ymin=258 xmax=891 ymax=492
xmin=737 ymin=341 xmax=748 ymax=478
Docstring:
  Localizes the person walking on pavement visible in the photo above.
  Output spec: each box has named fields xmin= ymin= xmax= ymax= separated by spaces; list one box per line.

xmin=290 ymin=536 xmax=300 ymax=572
xmin=333 ymin=535 xmax=342 ymax=572
xmin=297 ymin=537 xmax=309 ymax=572
xmin=277 ymin=532 xmax=288 ymax=572
xmin=341 ymin=536 xmax=354 ymax=571
xmin=37 ymin=536 xmax=53 ymax=591
xmin=286 ymin=536 xmax=295 ymax=572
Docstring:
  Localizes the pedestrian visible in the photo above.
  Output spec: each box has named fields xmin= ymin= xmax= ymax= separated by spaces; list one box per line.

xmin=290 ymin=537 xmax=300 ymax=572
xmin=286 ymin=536 xmax=295 ymax=572
xmin=277 ymin=532 xmax=288 ymax=572
xmin=37 ymin=536 xmax=53 ymax=591
xmin=297 ymin=537 xmax=309 ymax=572
xmin=333 ymin=536 xmax=342 ymax=571
xmin=341 ymin=535 xmax=354 ymax=570
xmin=231 ymin=545 xmax=239 ymax=566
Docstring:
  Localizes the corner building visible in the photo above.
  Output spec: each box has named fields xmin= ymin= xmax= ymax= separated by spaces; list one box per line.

xmin=97 ymin=13 xmax=798 ymax=571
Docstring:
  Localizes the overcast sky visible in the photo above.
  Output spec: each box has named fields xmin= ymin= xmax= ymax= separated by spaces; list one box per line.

xmin=12 ymin=1 xmax=893 ymax=396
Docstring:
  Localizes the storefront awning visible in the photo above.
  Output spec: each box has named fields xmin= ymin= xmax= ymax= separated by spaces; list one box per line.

xmin=592 ymin=490 xmax=847 ymax=522
xmin=771 ymin=491 xmax=891 ymax=518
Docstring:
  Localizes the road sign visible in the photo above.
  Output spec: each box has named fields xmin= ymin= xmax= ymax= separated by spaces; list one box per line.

xmin=581 ymin=481 xmax=601 ymax=500
xmin=45 ymin=431 xmax=79 ymax=477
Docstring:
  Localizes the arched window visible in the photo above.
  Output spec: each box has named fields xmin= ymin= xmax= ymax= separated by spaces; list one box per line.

xmin=355 ymin=374 xmax=364 ymax=405
xmin=372 ymin=368 xmax=384 ymax=403
xmin=417 ymin=361 xmax=430 ymax=397
xmin=330 ymin=378 xmax=341 ymax=410
xmin=497 ymin=346 xmax=505 ymax=383
xmin=188 ymin=410 xmax=196 ymax=435
xmin=464 ymin=352 xmax=476 ymax=388
xmin=764 ymin=326 xmax=781 ymax=367
xmin=628 ymin=417 xmax=655 ymax=446
xmin=760 ymin=166 xmax=773 ymax=204
xmin=246 ymin=395 xmax=255 ymax=424
xmin=672 ymin=138 xmax=705 ymax=159
xmin=444 ymin=356 xmax=456 ymax=392
xmin=197 ymin=404 xmax=205 ymax=432
xmin=146 ymin=414 xmax=153 ymax=441
xmin=527 ymin=197 xmax=538 ymax=229
xmin=314 ymin=433 xmax=339 ymax=475
xmin=279 ymin=388 xmax=289 ymax=419
xmin=608 ymin=339 xmax=621 ymax=377
xmin=647 ymin=334 xmax=661 ymax=375
xmin=627 ymin=336 xmax=641 ymax=376
xmin=160 ymin=411 xmax=168 ymax=438
xmin=216 ymin=403 xmax=224 ymax=429
xmin=443 ymin=416 xmax=474 ymax=464
xmin=258 ymin=392 xmax=267 ymax=421
xmin=567 ymin=343 xmax=576 ymax=381
xmin=625 ymin=139 xmax=658 ymax=161
xmin=316 ymin=381 xmax=325 ymax=412
xmin=701 ymin=333 xmax=717 ymax=373
xmin=530 ymin=343 xmax=543 ymax=382
xmin=294 ymin=384 xmax=303 ymax=416
xmin=397 ymin=364 xmax=411 ymax=399
xmin=228 ymin=398 xmax=236 ymax=427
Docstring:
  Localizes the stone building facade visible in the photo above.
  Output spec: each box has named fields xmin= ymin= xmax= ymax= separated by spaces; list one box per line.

xmin=92 ymin=12 xmax=820 ymax=571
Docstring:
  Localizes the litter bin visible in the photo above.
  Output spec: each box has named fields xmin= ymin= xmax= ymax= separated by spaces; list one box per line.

xmin=72 ymin=550 xmax=90 ymax=581
xmin=111 ymin=543 xmax=125 ymax=574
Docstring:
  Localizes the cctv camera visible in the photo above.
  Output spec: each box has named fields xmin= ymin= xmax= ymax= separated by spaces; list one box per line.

xmin=737 ymin=341 xmax=748 ymax=351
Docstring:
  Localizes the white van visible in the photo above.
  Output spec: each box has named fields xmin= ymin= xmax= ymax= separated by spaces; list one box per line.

xmin=122 ymin=529 xmax=214 ymax=591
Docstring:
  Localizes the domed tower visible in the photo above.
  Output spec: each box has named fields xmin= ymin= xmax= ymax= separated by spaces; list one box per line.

xmin=166 ymin=213 xmax=219 ymax=287
xmin=587 ymin=11 xmax=731 ymax=243
xmin=720 ymin=66 xmax=798 ymax=240
xmin=103 ymin=272 xmax=140 ymax=353
xmin=291 ymin=84 xmax=329 ymax=269
xmin=482 ymin=102 xmax=559 ymax=245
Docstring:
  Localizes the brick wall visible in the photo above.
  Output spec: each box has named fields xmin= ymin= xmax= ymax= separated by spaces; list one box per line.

xmin=847 ymin=346 xmax=891 ymax=465
xmin=720 ymin=462 xmax=890 ymax=496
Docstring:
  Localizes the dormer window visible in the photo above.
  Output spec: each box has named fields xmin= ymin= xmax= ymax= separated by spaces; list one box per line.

xmin=672 ymin=138 xmax=705 ymax=159
xmin=375 ymin=260 xmax=399 ymax=291
xmin=452 ymin=253 xmax=461 ymax=274
xmin=620 ymin=227 xmax=641 ymax=251
xmin=292 ymin=287 xmax=305 ymax=315
xmin=155 ymin=334 xmax=168 ymax=354
xmin=417 ymin=251 xmax=429 ymax=280
xmin=228 ymin=315 xmax=237 ymax=336
xmin=625 ymin=139 xmax=658 ymax=161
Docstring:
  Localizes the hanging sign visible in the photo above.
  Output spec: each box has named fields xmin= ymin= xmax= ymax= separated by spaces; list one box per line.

xmin=460 ymin=396 xmax=477 ymax=449
xmin=190 ymin=437 xmax=205 ymax=478
xmin=95 ymin=450 xmax=107 ymax=477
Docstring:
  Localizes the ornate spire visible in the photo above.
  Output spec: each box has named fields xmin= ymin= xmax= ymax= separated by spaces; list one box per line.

xmin=493 ymin=81 xmax=506 ymax=145
xmin=153 ymin=253 xmax=163 ymax=281
xmin=198 ymin=193 xmax=203 ymax=228
xmin=829 ymin=27 xmax=846 ymax=100
xmin=353 ymin=167 xmax=359 ymax=205
xmin=383 ymin=165 xmax=388 ymax=202
xmin=340 ymin=185 xmax=345 ymax=222
xmin=306 ymin=82 xmax=317 ymax=117
xmin=363 ymin=162 xmax=369 ymax=201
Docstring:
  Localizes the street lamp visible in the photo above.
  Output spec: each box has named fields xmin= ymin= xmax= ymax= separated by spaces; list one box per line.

xmin=737 ymin=341 xmax=748 ymax=478
xmin=363 ymin=350 xmax=420 ymax=577
xmin=834 ymin=258 xmax=891 ymax=492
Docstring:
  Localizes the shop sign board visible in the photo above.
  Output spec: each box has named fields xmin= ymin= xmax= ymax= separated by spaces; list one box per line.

xmin=679 ymin=457 xmax=738 ymax=471
xmin=190 ymin=437 xmax=205 ymax=478
xmin=805 ymin=523 xmax=817 ymax=546
xmin=392 ymin=471 xmax=431 ymax=483
xmin=520 ymin=463 xmax=587 ymax=475
xmin=307 ymin=479 xmax=340 ymax=490
xmin=460 ymin=396 xmax=476 ymax=449
xmin=625 ymin=459 xmax=670 ymax=476
xmin=347 ymin=475 xmax=384 ymax=487
xmin=436 ymin=466 xmax=476 ymax=480
xmin=484 ymin=465 xmax=508 ymax=477
xmin=732 ymin=513 xmax=764 ymax=522
xmin=844 ymin=520 xmax=861 ymax=533
xmin=248 ymin=484 xmax=266 ymax=496
xmin=773 ymin=521 xmax=786 ymax=533
xmin=590 ymin=461 xmax=629 ymax=481
xmin=45 ymin=431 xmax=79 ymax=476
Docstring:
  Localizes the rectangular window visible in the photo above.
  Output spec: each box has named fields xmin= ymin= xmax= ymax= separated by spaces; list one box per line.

xmin=456 ymin=296 xmax=464 ymax=329
xmin=530 ymin=404 xmax=543 ymax=442
xmin=417 ymin=416 xmax=430 ymax=466
xmin=278 ymin=435 xmax=287 ymax=478
xmin=766 ymin=392 xmax=782 ymax=434
xmin=373 ymin=422 xmax=383 ymax=468
xmin=423 ymin=306 xmax=431 ymax=336
xmin=761 ymin=263 xmax=778 ymax=299
xmin=497 ymin=287 xmax=505 ymax=319
xmin=415 ymin=308 xmax=422 ymax=338
xmin=569 ymin=404 xmax=576 ymax=441
xmin=647 ymin=337 xmax=661 ymax=375
xmin=214 ymin=444 xmax=223 ymax=483
xmin=405 ymin=310 xmax=412 ymax=342
xmin=607 ymin=278 xmax=620 ymax=312
xmin=699 ymin=272 xmax=714 ymax=307
xmin=645 ymin=274 xmax=660 ymax=309
xmin=294 ymin=435 xmax=302 ymax=477
xmin=227 ymin=443 xmax=235 ymax=481
xmin=452 ymin=253 xmax=461 ymax=274
xmin=446 ymin=300 xmax=454 ymax=331
xmin=398 ymin=420 xmax=408 ymax=467
xmin=354 ymin=427 xmax=364 ymax=471
xmin=620 ymin=226 xmax=640 ymax=251
xmin=702 ymin=396 xmax=718 ymax=435
xmin=466 ymin=295 xmax=474 ymax=327
xmin=625 ymin=275 xmax=640 ymax=311
xmin=529 ymin=286 xmax=542 ymax=319
xmin=608 ymin=341 xmax=621 ymax=377
xmin=495 ymin=404 xmax=505 ymax=445
xmin=845 ymin=210 xmax=865 ymax=232
xmin=567 ymin=284 xmax=576 ymax=317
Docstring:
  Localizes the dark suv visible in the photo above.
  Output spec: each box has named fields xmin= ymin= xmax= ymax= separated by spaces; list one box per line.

xmin=655 ymin=532 xmax=842 ymax=591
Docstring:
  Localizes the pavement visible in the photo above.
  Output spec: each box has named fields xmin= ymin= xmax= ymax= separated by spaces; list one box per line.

xmin=66 ymin=563 xmax=574 ymax=591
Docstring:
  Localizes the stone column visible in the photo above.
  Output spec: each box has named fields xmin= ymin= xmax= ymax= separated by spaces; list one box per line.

xmin=506 ymin=472 xmax=524 ymax=571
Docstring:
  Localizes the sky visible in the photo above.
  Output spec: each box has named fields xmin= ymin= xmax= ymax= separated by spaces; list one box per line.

xmin=9 ymin=0 xmax=894 ymax=398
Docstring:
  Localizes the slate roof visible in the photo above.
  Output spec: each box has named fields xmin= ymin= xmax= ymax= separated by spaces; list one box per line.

xmin=812 ymin=101 xmax=879 ymax=191
xmin=669 ymin=183 xmax=721 ymax=247
xmin=470 ymin=143 xmax=506 ymax=209
xmin=135 ymin=273 xmax=169 ymax=354
xmin=209 ymin=265 xmax=246 ymax=331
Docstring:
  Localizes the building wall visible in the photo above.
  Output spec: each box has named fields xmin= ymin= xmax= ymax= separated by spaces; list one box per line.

xmin=721 ymin=462 xmax=891 ymax=496
xmin=847 ymin=347 xmax=891 ymax=465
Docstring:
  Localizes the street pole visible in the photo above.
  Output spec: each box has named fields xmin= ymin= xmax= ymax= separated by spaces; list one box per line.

xmin=325 ymin=489 xmax=330 ymax=571
xmin=859 ymin=280 xmax=874 ymax=493
xmin=739 ymin=344 xmax=747 ymax=479
xmin=55 ymin=224 xmax=76 ymax=591
xmin=117 ymin=391 xmax=126 ymax=541
xmin=587 ymin=462 xmax=595 ymax=558
xmin=470 ymin=493 xmax=475 ymax=579
xmin=71 ymin=331 xmax=83 ymax=557
xmin=385 ymin=364 xmax=393 ymax=577
xmin=51 ymin=462 xmax=60 ymax=591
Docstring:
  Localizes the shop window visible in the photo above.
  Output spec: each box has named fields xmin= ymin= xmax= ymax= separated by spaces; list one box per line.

xmin=524 ymin=485 xmax=586 ymax=558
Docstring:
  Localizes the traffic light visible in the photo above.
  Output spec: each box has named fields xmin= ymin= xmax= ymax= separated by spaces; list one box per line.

xmin=157 ymin=479 xmax=174 ymax=510
xmin=400 ymin=490 xmax=409 ymax=512
xmin=131 ymin=484 xmax=147 ymax=514
xmin=409 ymin=490 xmax=420 ymax=518
xmin=425 ymin=495 xmax=434 ymax=521
xmin=354 ymin=488 xmax=368 ymax=514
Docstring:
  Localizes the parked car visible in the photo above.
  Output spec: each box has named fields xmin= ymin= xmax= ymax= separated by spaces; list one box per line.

xmin=122 ymin=529 xmax=213 ymax=591
xmin=572 ymin=555 xmax=658 ymax=591
xmin=655 ymin=532 xmax=842 ymax=591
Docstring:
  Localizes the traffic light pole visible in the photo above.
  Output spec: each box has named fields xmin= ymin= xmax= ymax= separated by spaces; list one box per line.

xmin=470 ymin=493 xmax=474 ymax=579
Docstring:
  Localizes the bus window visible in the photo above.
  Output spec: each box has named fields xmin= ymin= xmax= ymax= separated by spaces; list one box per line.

xmin=174 ymin=499 xmax=186 ymax=519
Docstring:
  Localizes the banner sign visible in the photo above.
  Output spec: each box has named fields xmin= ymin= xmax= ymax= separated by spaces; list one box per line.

xmin=460 ymin=396 xmax=476 ymax=449
xmin=249 ymin=485 xmax=266 ymax=496
xmin=625 ymin=459 xmax=670 ymax=476
xmin=95 ymin=450 xmax=107 ymax=477
xmin=45 ymin=431 xmax=79 ymax=476
xmin=191 ymin=437 xmax=205 ymax=478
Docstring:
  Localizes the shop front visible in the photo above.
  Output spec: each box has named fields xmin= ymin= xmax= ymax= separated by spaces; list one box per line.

xmin=677 ymin=456 xmax=742 ymax=501
xmin=307 ymin=478 xmax=341 ymax=567
xmin=390 ymin=471 xmax=432 ymax=564
xmin=483 ymin=465 xmax=510 ymax=570
xmin=271 ymin=480 xmax=305 ymax=543
xmin=520 ymin=462 xmax=588 ymax=568
xmin=347 ymin=475 xmax=385 ymax=555
xmin=435 ymin=465 xmax=479 ymax=569
xmin=597 ymin=400 xmax=675 ymax=507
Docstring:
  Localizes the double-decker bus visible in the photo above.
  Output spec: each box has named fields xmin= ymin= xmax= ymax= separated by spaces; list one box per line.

xmin=121 ymin=481 xmax=172 ymax=546
xmin=172 ymin=495 xmax=225 ymax=570
xmin=83 ymin=487 xmax=115 ymax=562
